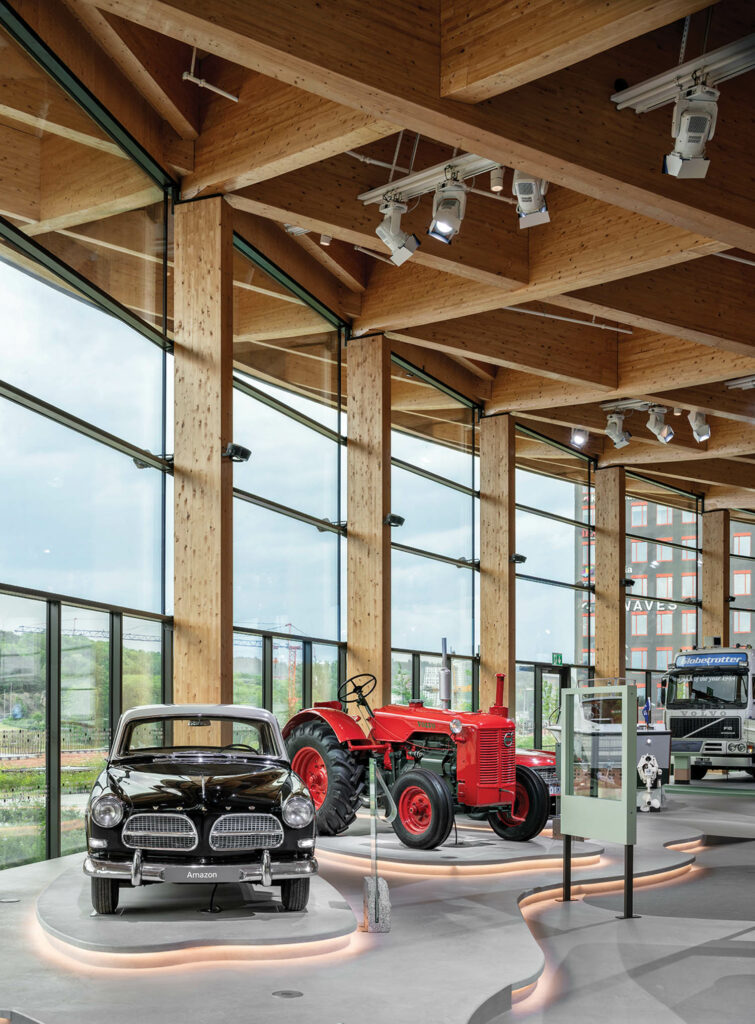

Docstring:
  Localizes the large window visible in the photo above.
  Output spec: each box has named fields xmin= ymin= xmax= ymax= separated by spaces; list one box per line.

xmin=730 ymin=514 xmax=755 ymax=645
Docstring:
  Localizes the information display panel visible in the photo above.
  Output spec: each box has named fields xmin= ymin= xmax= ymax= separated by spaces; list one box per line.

xmin=560 ymin=685 xmax=637 ymax=846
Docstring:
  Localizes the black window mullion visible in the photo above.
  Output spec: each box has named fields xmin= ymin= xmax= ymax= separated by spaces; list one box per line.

xmin=262 ymin=635 xmax=273 ymax=712
xmin=109 ymin=612 xmax=122 ymax=740
xmin=162 ymin=622 xmax=173 ymax=704
xmin=411 ymin=652 xmax=421 ymax=701
xmin=45 ymin=600 xmax=61 ymax=861
xmin=303 ymin=641 xmax=313 ymax=708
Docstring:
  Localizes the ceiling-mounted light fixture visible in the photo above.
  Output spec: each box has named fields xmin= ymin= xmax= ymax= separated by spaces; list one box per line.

xmin=490 ymin=166 xmax=504 ymax=193
xmin=570 ymin=426 xmax=589 ymax=448
xmin=428 ymin=179 xmax=468 ymax=243
xmin=688 ymin=410 xmax=711 ymax=442
xmin=664 ymin=82 xmax=719 ymax=178
xmin=319 ymin=234 xmax=332 ymax=246
xmin=647 ymin=406 xmax=674 ymax=444
xmin=606 ymin=412 xmax=631 ymax=449
xmin=375 ymin=200 xmax=420 ymax=266
xmin=512 ymin=170 xmax=550 ymax=228
xmin=726 ymin=374 xmax=755 ymax=390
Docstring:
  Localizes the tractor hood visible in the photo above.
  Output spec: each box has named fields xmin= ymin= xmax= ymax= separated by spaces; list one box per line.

xmin=106 ymin=757 xmax=294 ymax=812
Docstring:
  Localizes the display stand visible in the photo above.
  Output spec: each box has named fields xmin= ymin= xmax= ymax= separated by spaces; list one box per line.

xmin=362 ymin=757 xmax=390 ymax=932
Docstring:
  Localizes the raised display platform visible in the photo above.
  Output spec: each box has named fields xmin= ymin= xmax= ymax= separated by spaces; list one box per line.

xmin=37 ymin=866 xmax=357 ymax=957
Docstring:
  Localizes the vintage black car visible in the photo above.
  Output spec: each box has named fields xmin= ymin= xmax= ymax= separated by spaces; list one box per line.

xmin=84 ymin=704 xmax=317 ymax=914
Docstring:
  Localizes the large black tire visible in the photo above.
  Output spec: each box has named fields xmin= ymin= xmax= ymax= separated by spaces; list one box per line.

xmin=280 ymin=878 xmax=310 ymax=912
xmin=746 ymin=767 xmax=755 ymax=780
xmin=91 ymin=876 xmax=119 ymax=914
xmin=390 ymin=768 xmax=454 ymax=850
xmin=488 ymin=765 xmax=550 ymax=842
xmin=691 ymin=765 xmax=709 ymax=781
xmin=287 ymin=719 xmax=365 ymax=835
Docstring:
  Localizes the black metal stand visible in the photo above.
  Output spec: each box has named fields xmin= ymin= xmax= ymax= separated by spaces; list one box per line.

xmin=200 ymin=883 xmax=222 ymax=914
xmin=617 ymin=844 xmax=640 ymax=920
xmin=557 ymin=833 xmax=572 ymax=902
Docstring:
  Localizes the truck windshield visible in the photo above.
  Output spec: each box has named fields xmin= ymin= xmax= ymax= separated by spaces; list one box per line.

xmin=666 ymin=671 xmax=748 ymax=709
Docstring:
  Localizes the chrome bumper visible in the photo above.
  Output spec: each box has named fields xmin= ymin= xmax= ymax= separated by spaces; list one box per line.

xmin=83 ymin=849 xmax=318 ymax=886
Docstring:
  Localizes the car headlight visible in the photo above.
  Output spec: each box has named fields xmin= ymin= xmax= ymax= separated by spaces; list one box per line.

xmin=91 ymin=794 xmax=124 ymax=828
xmin=282 ymin=794 xmax=314 ymax=828
xmin=450 ymin=718 xmax=463 ymax=735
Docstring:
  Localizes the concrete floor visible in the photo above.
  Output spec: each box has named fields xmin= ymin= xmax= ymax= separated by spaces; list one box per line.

xmin=0 ymin=789 xmax=753 ymax=1024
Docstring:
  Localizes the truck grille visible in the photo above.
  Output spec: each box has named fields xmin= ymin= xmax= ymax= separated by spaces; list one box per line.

xmin=209 ymin=813 xmax=284 ymax=851
xmin=122 ymin=812 xmax=198 ymax=851
xmin=533 ymin=766 xmax=558 ymax=787
xmin=669 ymin=717 xmax=740 ymax=740
xmin=478 ymin=730 xmax=516 ymax=788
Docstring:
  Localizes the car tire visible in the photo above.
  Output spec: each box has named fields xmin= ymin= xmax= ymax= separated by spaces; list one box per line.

xmin=91 ymin=877 xmax=119 ymax=914
xmin=488 ymin=765 xmax=550 ymax=842
xmin=280 ymin=878 xmax=310 ymax=912
xmin=390 ymin=769 xmax=454 ymax=850
xmin=690 ymin=765 xmax=708 ymax=781
xmin=288 ymin=719 xmax=364 ymax=835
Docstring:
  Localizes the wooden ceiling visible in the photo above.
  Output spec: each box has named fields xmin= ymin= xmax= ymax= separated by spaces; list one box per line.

xmin=2 ymin=0 xmax=755 ymax=505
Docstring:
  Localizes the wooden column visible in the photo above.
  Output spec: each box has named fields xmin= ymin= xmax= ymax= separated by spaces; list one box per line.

xmin=702 ymin=509 xmax=730 ymax=646
xmin=173 ymin=196 xmax=234 ymax=705
xmin=479 ymin=413 xmax=516 ymax=712
xmin=347 ymin=334 xmax=391 ymax=707
xmin=594 ymin=466 xmax=626 ymax=680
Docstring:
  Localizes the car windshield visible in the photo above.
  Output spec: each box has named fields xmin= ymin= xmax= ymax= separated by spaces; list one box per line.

xmin=666 ymin=671 xmax=748 ymax=709
xmin=117 ymin=716 xmax=281 ymax=758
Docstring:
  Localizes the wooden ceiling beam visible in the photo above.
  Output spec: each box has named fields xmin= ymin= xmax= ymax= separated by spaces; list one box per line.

xmin=388 ymin=303 xmax=619 ymax=388
xmin=640 ymin=384 xmax=755 ymax=424
xmin=84 ymin=0 xmax=753 ymax=250
xmin=291 ymin=234 xmax=368 ymax=295
xmin=61 ymin=0 xmax=200 ymax=139
xmin=388 ymin=339 xmax=491 ymax=405
xmin=440 ymin=0 xmax=715 ymax=102
xmin=559 ymin=256 xmax=755 ymax=356
xmin=703 ymin=486 xmax=755 ymax=511
xmin=183 ymin=60 xmax=396 ymax=198
xmin=642 ymin=459 xmax=755 ymax=490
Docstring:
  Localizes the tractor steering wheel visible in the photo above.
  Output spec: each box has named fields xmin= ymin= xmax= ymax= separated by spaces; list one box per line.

xmin=338 ymin=673 xmax=378 ymax=705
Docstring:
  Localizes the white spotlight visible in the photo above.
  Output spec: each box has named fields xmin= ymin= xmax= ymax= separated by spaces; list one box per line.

xmin=512 ymin=170 xmax=550 ymax=228
xmin=571 ymin=426 xmax=589 ymax=448
xmin=606 ymin=413 xmax=631 ymax=449
xmin=319 ymin=233 xmax=332 ymax=246
xmin=647 ymin=406 xmax=674 ymax=444
xmin=664 ymin=82 xmax=719 ymax=179
xmin=428 ymin=179 xmax=468 ymax=244
xmin=375 ymin=200 xmax=420 ymax=266
xmin=688 ymin=410 xmax=711 ymax=443
xmin=490 ymin=166 xmax=504 ymax=193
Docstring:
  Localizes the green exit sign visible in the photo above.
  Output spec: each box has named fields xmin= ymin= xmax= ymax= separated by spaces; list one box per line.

xmin=552 ymin=652 xmax=563 ymax=666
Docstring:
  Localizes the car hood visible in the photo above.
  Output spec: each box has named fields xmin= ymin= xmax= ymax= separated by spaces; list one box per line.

xmin=106 ymin=758 xmax=294 ymax=812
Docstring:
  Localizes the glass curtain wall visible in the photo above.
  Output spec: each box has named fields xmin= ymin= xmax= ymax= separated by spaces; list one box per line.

xmin=730 ymin=511 xmax=755 ymax=644
xmin=231 ymin=244 xmax=345 ymax=724
xmin=624 ymin=473 xmax=702 ymax=705
xmin=513 ymin=427 xmax=594 ymax=748
xmin=389 ymin=358 xmax=477 ymax=711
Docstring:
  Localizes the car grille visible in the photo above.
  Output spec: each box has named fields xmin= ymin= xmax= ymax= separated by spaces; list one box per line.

xmin=478 ymin=730 xmax=516 ymax=788
xmin=209 ymin=813 xmax=284 ymax=851
xmin=122 ymin=812 xmax=198 ymax=851
xmin=533 ymin=766 xmax=559 ymax=786
xmin=669 ymin=717 xmax=740 ymax=740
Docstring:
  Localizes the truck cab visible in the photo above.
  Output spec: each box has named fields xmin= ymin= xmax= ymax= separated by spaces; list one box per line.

xmin=663 ymin=646 xmax=755 ymax=778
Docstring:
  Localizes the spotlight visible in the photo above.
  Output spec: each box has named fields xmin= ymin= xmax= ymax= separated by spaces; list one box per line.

xmin=512 ymin=170 xmax=550 ymax=228
xmin=664 ymin=82 xmax=719 ymax=179
xmin=688 ymin=410 xmax=711 ymax=443
xmin=427 ymin=179 xmax=468 ymax=244
xmin=375 ymin=200 xmax=420 ymax=266
xmin=222 ymin=442 xmax=252 ymax=463
xmin=570 ymin=426 xmax=589 ymax=448
xmin=384 ymin=513 xmax=405 ymax=527
xmin=606 ymin=412 xmax=631 ymax=449
xmin=319 ymin=234 xmax=332 ymax=246
xmin=647 ymin=406 xmax=674 ymax=444
xmin=509 ymin=553 xmax=527 ymax=564
xmin=490 ymin=166 xmax=504 ymax=193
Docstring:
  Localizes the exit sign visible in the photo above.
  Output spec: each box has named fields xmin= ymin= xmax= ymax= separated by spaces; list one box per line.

xmin=552 ymin=652 xmax=563 ymax=666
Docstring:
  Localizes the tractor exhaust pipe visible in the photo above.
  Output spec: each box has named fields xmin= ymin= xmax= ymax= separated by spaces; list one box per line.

xmin=439 ymin=637 xmax=451 ymax=710
xmin=495 ymin=673 xmax=505 ymax=707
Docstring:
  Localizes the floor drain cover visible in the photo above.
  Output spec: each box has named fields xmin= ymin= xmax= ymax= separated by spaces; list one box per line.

xmin=272 ymin=991 xmax=303 ymax=999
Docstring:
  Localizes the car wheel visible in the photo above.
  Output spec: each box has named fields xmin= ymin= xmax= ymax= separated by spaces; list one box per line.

xmin=390 ymin=769 xmax=454 ymax=850
xmin=91 ymin=876 xmax=119 ymax=914
xmin=288 ymin=720 xmax=364 ymax=835
xmin=691 ymin=765 xmax=709 ymax=781
xmin=488 ymin=765 xmax=550 ymax=842
xmin=280 ymin=878 xmax=310 ymax=912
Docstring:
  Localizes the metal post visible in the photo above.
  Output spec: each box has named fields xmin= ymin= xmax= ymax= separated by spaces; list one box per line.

xmin=562 ymin=833 xmax=572 ymax=901
xmin=110 ymin=612 xmax=122 ymax=737
xmin=622 ymin=844 xmax=635 ymax=919
xmin=46 ymin=601 xmax=61 ymax=861
xmin=369 ymin=757 xmax=378 ymax=922
xmin=302 ymin=640 xmax=313 ymax=709
xmin=262 ymin=634 xmax=273 ymax=712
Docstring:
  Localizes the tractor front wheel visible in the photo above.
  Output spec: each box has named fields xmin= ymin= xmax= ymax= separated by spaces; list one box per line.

xmin=488 ymin=765 xmax=549 ymax=842
xmin=390 ymin=769 xmax=454 ymax=850
xmin=288 ymin=719 xmax=364 ymax=835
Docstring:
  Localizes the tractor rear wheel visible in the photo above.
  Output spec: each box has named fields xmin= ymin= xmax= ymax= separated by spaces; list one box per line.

xmin=488 ymin=765 xmax=549 ymax=842
xmin=690 ymin=765 xmax=709 ymax=781
xmin=390 ymin=769 xmax=454 ymax=850
xmin=288 ymin=719 xmax=364 ymax=835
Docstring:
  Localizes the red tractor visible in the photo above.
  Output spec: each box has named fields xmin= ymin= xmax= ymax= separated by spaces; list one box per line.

xmin=283 ymin=673 xmax=555 ymax=850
